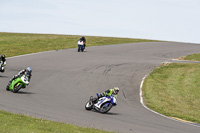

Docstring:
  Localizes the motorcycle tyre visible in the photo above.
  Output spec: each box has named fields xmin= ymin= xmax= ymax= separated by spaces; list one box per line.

xmin=81 ymin=47 xmax=84 ymax=52
xmin=85 ymin=101 xmax=93 ymax=110
xmin=99 ymin=102 xmax=113 ymax=114
xmin=13 ymin=84 xmax=22 ymax=93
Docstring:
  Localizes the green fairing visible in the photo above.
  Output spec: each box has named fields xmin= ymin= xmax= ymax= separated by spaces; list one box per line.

xmin=9 ymin=77 xmax=27 ymax=91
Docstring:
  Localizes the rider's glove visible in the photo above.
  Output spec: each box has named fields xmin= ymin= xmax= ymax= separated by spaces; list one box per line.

xmin=104 ymin=92 xmax=109 ymax=97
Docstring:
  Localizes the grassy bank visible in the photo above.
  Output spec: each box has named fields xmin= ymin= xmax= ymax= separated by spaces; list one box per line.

xmin=143 ymin=63 xmax=200 ymax=123
xmin=0 ymin=110 xmax=111 ymax=133
xmin=184 ymin=53 xmax=200 ymax=61
xmin=0 ymin=32 xmax=158 ymax=57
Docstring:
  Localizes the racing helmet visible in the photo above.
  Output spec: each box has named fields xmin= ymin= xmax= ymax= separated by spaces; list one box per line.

xmin=1 ymin=54 xmax=6 ymax=61
xmin=113 ymin=87 xmax=119 ymax=95
xmin=81 ymin=36 xmax=85 ymax=40
xmin=26 ymin=67 xmax=32 ymax=74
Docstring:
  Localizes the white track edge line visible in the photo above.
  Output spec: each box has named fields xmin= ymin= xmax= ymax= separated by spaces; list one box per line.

xmin=172 ymin=59 xmax=200 ymax=63
xmin=139 ymin=74 xmax=200 ymax=128
xmin=7 ymin=50 xmax=56 ymax=59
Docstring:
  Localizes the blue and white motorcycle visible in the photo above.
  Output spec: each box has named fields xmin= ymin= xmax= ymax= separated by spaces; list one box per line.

xmin=85 ymin=94 xmax=117 ymax=113
xmin=77 ymin=40 xmax=85 ymax=52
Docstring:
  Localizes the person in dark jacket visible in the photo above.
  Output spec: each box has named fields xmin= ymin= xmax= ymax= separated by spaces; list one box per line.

xmin=79 ymin=36 xmax=86 ymax=48
xmin=0 ymin=54 xmax=6 ymax=72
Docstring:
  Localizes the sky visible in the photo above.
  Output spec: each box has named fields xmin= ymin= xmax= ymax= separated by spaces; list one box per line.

xmin=0 ymin=0 xmax=200 ymax=43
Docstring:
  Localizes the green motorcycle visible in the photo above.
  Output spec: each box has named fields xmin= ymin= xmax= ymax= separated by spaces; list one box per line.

xmin=9 ymin=75 xmax=30 ymax=93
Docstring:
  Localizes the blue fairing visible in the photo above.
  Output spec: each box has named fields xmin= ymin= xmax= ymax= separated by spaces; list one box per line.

xmin=105 ymin=102 xmax=110 ymax=107
xmin=111 ymin=97 xmax=117 ymax=106
xmin=96 ymin=94 xmax=117 ymax=107
xmin=78 ymin=45 xmax=85 ymax=50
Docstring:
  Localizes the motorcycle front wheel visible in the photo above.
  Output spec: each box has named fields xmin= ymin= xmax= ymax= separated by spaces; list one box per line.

xmin=81 ymin=47 xmax=84 ymax=52
xmin=13 ymin=84 xmax=22 ymax=93
xmin=99 ymin=102 xmax=113 ymax=114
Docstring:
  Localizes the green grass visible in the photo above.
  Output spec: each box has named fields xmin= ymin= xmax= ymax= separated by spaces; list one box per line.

xmin=0 ymin=110 xmax=111 ymax=133
xmin=143 ymin=63 xmax=200 ymax=123
xmin=184 ymin=53 xmax=200 ymax=61
xmin=0 ymin=32 xmax=158 ymax=57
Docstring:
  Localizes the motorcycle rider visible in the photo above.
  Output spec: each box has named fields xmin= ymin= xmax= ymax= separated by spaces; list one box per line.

xmin=79 ymin=36 xmax=86 ymax=48
xmin=6 ymin=67 xmax=32 ymax=91
xmin=97 ymin=87 xmax=119 ymax=99
xmin=0 ymin=54 xmax=6 ymax=72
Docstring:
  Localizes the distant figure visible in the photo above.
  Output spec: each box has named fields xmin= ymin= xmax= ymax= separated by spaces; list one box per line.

xmin=0 ymin=54 xmax=6 ymax=72
xmin=79 ymin=36 xmax=86 ymax=48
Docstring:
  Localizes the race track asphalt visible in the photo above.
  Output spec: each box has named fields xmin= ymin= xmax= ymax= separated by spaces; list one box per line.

xmin=0 ymin=42 xmax=200 ymax=133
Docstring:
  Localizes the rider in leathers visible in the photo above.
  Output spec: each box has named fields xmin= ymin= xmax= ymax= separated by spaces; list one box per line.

xmin=0 ymin=54 xmax=6 ymax=72
xmin=79 ymin=36 xmax=86 ymax=48
xmin=98 ymin=87 xmax=119 ymax=99
xmin=92 ymin=87 xmax=119 ymax=103
xmin=6 ymin=67 xmax=32 ymax=91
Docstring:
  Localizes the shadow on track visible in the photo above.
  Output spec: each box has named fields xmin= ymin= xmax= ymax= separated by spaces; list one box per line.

xmin=15 ymin=91 xmax=35 ymax=95
xmin=90 ymin=110 xmax=120 ymax=115
xmin=0 ymin=75 xmax=9 ymax=78
xmin=102 ymin=112 xmax=120 ymax=115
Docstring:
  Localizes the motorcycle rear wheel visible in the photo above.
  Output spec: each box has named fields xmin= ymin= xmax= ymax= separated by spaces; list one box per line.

xmin=85 ymin=101 xmax=93 ymax=110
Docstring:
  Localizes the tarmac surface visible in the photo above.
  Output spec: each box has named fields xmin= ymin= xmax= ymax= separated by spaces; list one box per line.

xmin=0 ymin=42 xmax=200 ymax=133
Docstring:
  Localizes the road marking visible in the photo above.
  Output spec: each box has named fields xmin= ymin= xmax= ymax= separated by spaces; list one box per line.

xmin=171 ymin=117 xmax=194 ymax=123
xmin=139 ymin=73 xmax=200 ymax=128
xmin=171 ymin=59 xmax=200 ymax=63
xmin=7 ymin=50 xmax=56 ymax=59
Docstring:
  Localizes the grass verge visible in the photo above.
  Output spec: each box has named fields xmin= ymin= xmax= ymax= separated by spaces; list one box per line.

xmin=184 ymin=53 xmax=200 ymax=61
xmin=143 ymin=63 xmax=200 ymax=124
xmin=0 ymin=32 xmax=159 ymax=57
xmin=0 ymin=110 xmax=111 ymax=133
